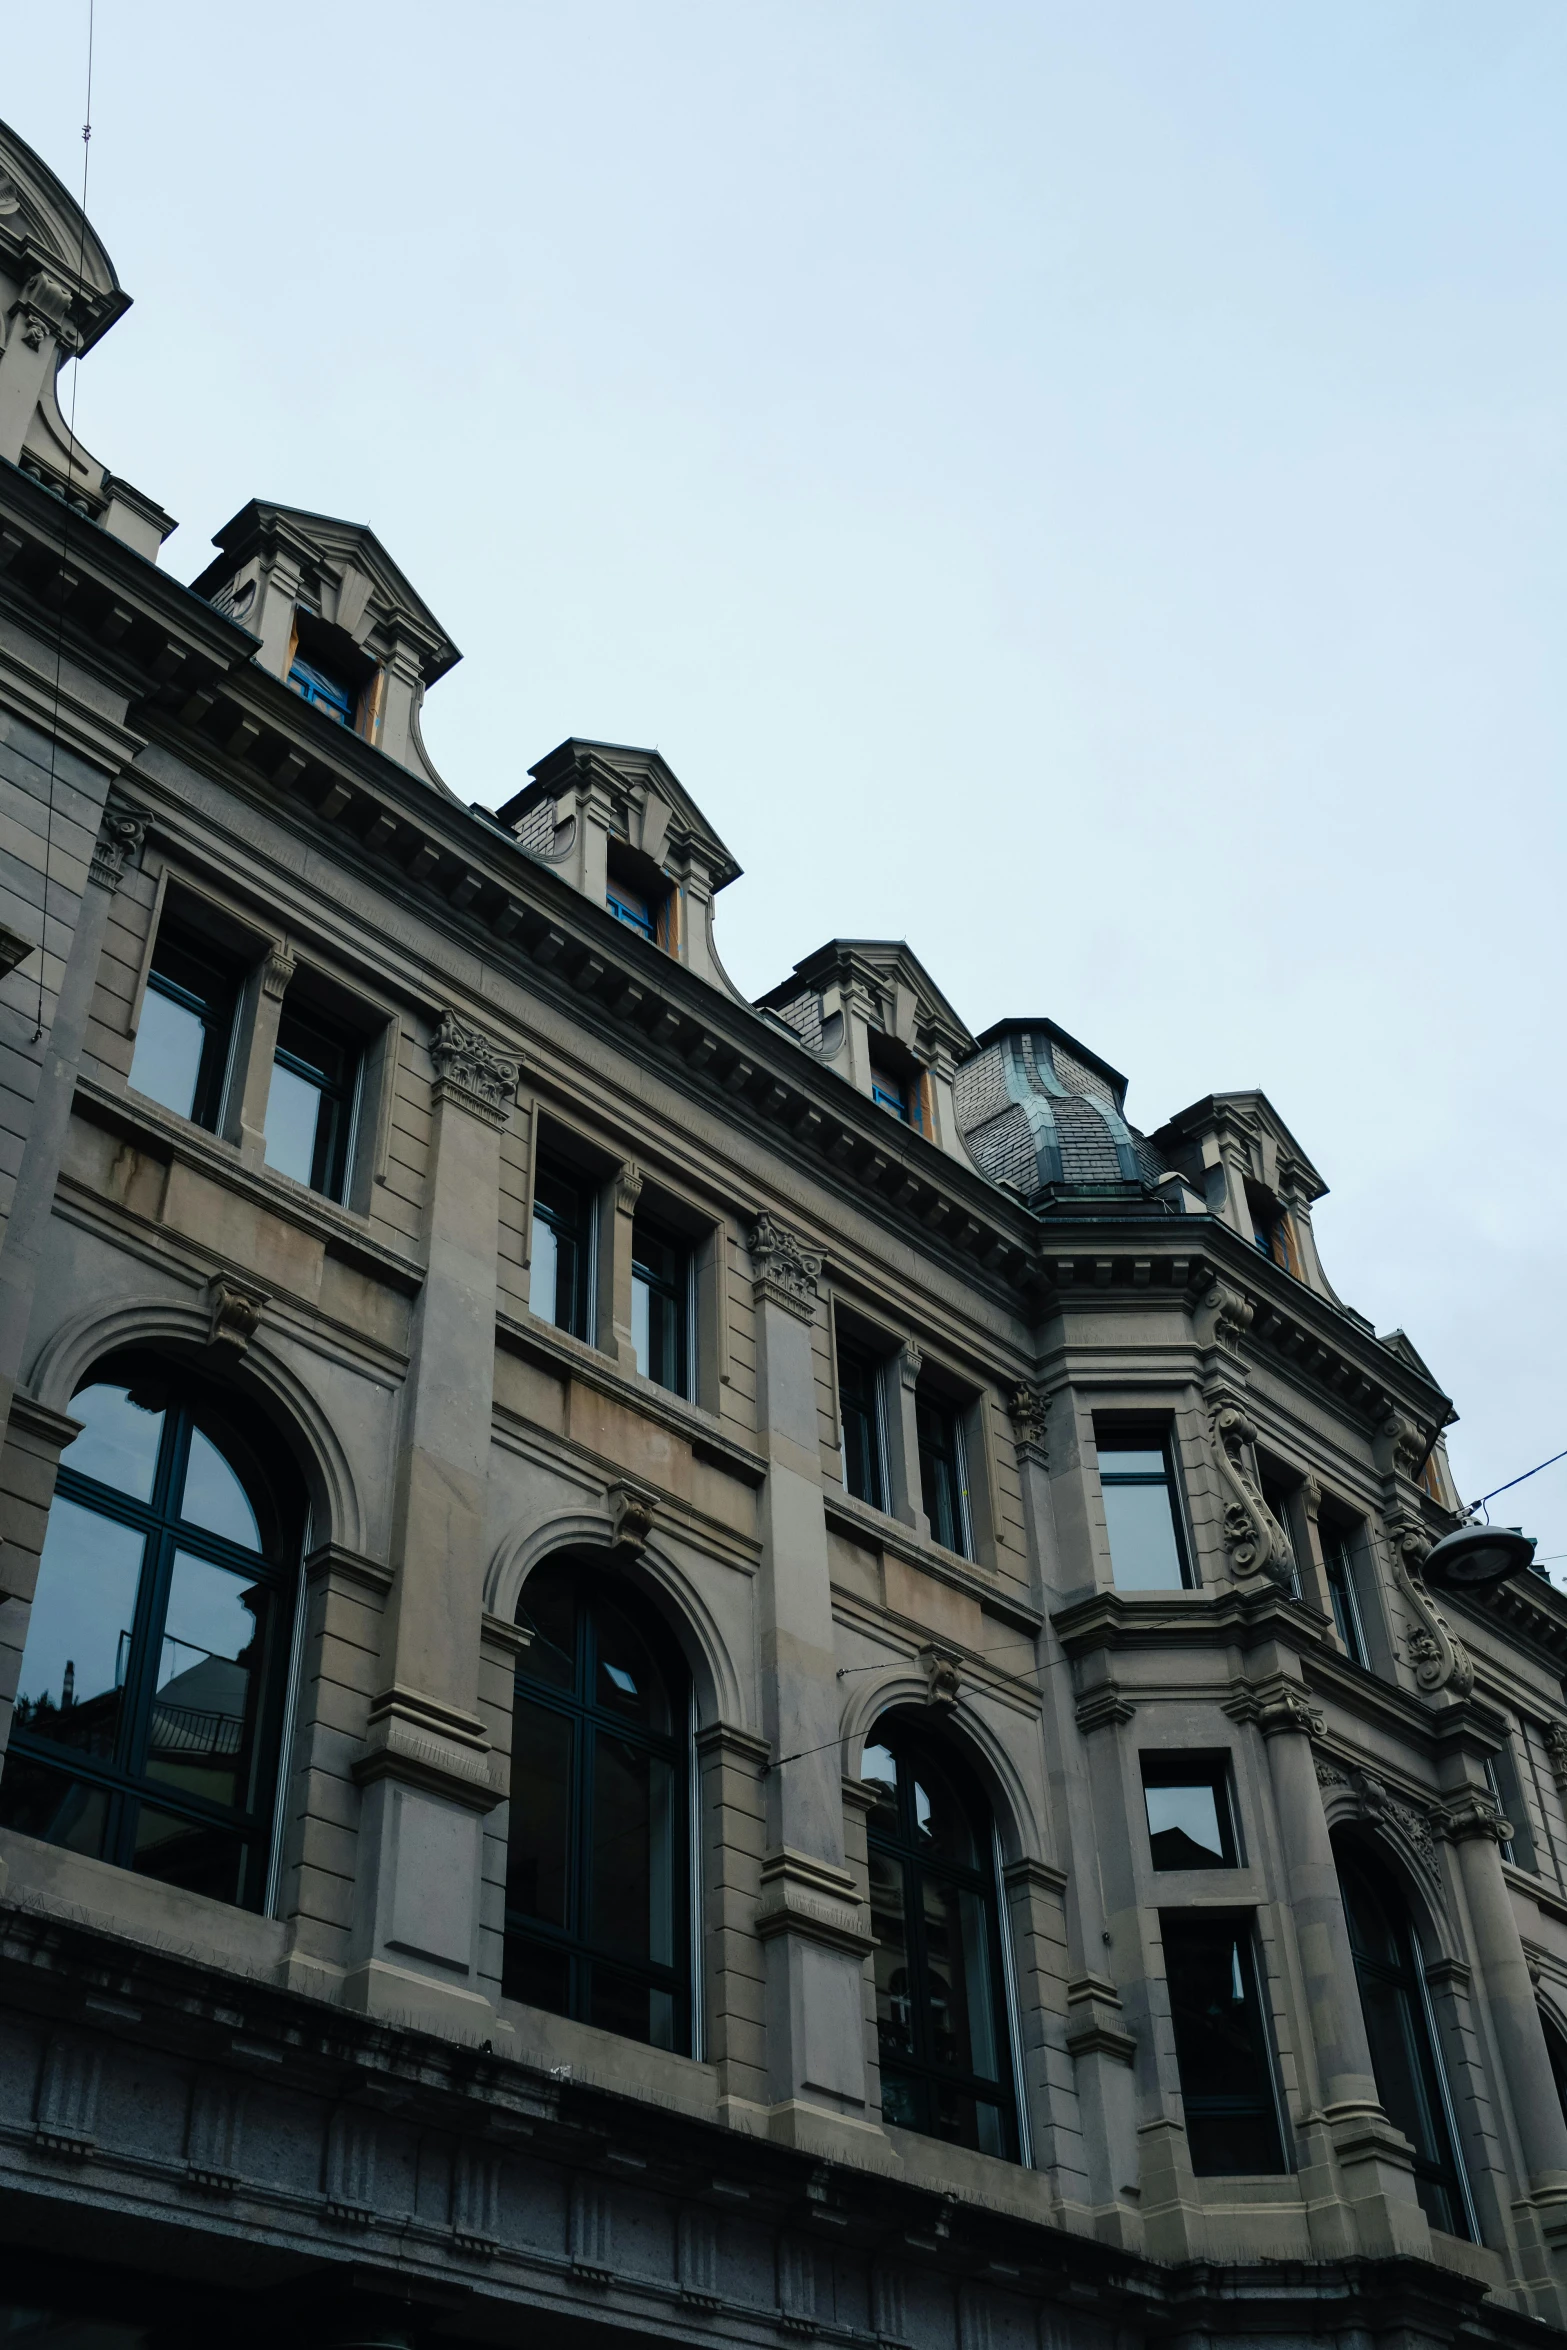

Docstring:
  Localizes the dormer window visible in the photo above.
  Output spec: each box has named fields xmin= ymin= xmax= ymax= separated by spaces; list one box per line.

xmin=869 ymin=1042 xmax=925 ymax=1132
xmin=1246 ymin=1184 xmax=1299 ymax=1274
xmin=287 ymin=654 xmax=356 ymax=726
xmin=607 ymin=881 xmax=656 ymax=940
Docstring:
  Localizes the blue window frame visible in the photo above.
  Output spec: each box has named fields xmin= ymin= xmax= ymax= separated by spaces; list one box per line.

xmin=287 ymin=655 xmax=356 ymax=725
xmin=607 ymin=883 xmax=656 ymax=940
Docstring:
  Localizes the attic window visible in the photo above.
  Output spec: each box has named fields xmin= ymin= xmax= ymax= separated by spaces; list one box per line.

xmin=607 ymin=882 xmax=656 ymax=941
xmin=1246 ymin=1185 xmax=1299 ymax=1274
xmin=288 ymin=655 xmax=355 ymax=725
xmin=605 ymin=843 xmax=674 ymax=951
xmin=869 ymin=1043 xmax=925 ymax=1132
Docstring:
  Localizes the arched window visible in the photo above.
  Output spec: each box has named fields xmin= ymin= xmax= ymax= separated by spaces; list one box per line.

xmin=505 ymin=1559 xmax=690 ymax=2052
xmin=861 ymin=1716 xmax=1016 ymax=2158
xmin=0 ymin=1355 xmax=304 ymax=1911
xmin=1336 ymin=1837 xmax=1473 ymax=2239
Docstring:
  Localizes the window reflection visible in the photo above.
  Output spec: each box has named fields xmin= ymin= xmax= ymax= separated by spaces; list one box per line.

xmin=504 ymin=1560 xmax=688 ymax=2052
xmin=0 ymin=1357 xmax=300 ymax=1913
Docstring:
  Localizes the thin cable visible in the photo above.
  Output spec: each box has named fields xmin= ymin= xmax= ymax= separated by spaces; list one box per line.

xmin=1470 ymin=1445 xmax=1567 ymax=1521
xmin=32 ymin=0 xmax=96 ymax=1042
xmin=765 ymin=1641 xmax=1065 ymax=1774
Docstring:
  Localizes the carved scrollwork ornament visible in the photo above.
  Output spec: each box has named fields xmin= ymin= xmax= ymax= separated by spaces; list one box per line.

xmin=1384 ymin=1510 xmax=1473 ymax=1699
xmin=1542 ymin=1721 xmax=1567 ymax=1791
xmin=88 ymin=796 xmax=150 ymax=894
xmin=1195 ymin=1279 xmax=1254 ymax=1357
xmin=205 ymin=1272 xmax=267 ymax=1355
xmin=1006 ymin=1383 xmax=1048 ymax=1464
xmin=1209 ymin=1404 xmax=1295 ymax=1588
xmin=920 ymin=1644 xmax=960 ymax=1712
xmin=13 ymin=268 xmax=78 ymax=354
xmin=429 ymin=1009 xmax=520 ymax=1127
xmin=1444 ymin=1791 xmax=1514 ymax=1847
xmin=1354 ymin=1767 xmax=1442 ymax=1869
xmin=748 ymin=1211 xmax=822 ymax=1320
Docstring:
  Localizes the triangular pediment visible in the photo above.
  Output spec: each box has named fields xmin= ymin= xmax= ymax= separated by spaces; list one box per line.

xmin=1154 ymin=1088 xmax=1328 ymax=1202
xmin=193 ymin=502 xmax=460 ymax=682
xmin=760 ymin=939 xmax=975 ymax=1060
xmin=502 ymin=739 xmax=742 ymax=891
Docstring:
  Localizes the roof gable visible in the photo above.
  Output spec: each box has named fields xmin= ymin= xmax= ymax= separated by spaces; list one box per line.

xmin=500 ymin=739 xmax=742 ymax=891
xmin=760 ymin=939 xmax=975 ymax=1060
xmin=192 ymin=502 xmax=460 ymax=683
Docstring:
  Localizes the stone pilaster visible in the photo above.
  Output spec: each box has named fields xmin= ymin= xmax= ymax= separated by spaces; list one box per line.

xmin=346 ymin=1009 xmax=518 ymax=2029
xmin=748 ymin=1212 xmax=876 ymax=2154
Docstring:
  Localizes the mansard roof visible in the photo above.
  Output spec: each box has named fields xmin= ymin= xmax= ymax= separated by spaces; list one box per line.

xmin=499 ymin=739 xmax=742 ymax=890
xmin=191 ymin=501 xmax=461 ymax=686
xmin=0 ymin=114 xmax=128 ymax=354
xmin=758 ymin=939 xmax=975 ymax=1061
xmin=954 ymin=1017 xmax=1160 ymax=1204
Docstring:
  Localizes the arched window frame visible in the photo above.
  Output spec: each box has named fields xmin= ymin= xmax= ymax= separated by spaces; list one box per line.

xmin=861 ymin=1712 xmax=1019 ymax=2161
xmin=0 ymin=1353 xmax=305 ymax=1913
xmin=1336 ymin=1834 xmax=1478 ymax=2241
xmin=504 ymin=1559 xmax=693 ymax=2055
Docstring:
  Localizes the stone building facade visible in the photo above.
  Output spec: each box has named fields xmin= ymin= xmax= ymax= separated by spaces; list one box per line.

xmin=2 ymin=112 xmax=1567 ymax=2350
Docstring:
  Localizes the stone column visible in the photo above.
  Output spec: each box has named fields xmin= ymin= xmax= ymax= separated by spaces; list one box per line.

xmin=748 ymin=1213 xmax=875 ymax=2155
xmin=1256 ymin=1675 xmax=1429 ymax=2260
xmin=347 ymin=1010 xmax=519 ymax=2030
xmin=883 ymin=1339 xmax=928 ymax=1539
xmin=0 ymin=795 xmax=147 ymax=1445
xmin=1448 ymin=1790 xmax=1567 ymax=2205
xmin=228 ymin=944 xmax=295 ymax=1168
xmin=597 ymin=1160 xmax=643 ymax=1375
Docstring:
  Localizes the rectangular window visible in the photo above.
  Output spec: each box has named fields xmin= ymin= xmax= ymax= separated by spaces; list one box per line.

xmin=607 ymin=882 xmax=656 ymax=941
xmin=530 ymin=1165 xmax=595 ymax=1341
xmin=837 ymin=1337 xmax=886 ymax=1511
xmin=128 ymin=927 xmax=242 ymax=1132
xmin=1142 ymin=1753 xmax=1239 ymax=1870
xmin=1162 ymin=1912 xmax=1286 ymax=2175
xmin=1097 ymin=1431 xmax=1190 ymax=1590
xmin=1320 ymin=1520 xmax=1368 ymax=1665
xmin=869 ymin=1053 xmax=924 ymax=1131
xmin=632 ymin=1217 xmax=690 ymax=1397
xmin=916 ymin=1389 xmax=970 ymax=1558
xmin=1485 ymin=1747 xmax=1531 ymax=1869
xmin=263 ymin=1005 xmax=359 ymax=1201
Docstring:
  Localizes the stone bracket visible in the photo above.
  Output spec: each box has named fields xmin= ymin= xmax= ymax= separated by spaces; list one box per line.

xmin=755 ymin=1847 xmax=873 ymax=1959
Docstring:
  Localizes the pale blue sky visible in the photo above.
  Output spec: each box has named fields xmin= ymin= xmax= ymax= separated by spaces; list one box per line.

xmin=13 ymin=3 xmax=1567 ymax=1572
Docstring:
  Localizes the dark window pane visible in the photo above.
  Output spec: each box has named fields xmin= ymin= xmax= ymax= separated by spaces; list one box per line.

xmin=631 ymin=1221 xmax=688 ymax=1395
xmin=870 ymin=1848 xmax=915 ymax=2062
xmin=607 ymin=885 xmax=655 ymax=940
xmin=128 ymin=985 xmax=207 ymax=1122
xmin=506 ymin=1700 xmax=574 ymax=1926
xmin=879 ymin=2068 xmax=922 ymax=2132
xmin=11 ymin=1497 xmax=144 ymax=1759
xmin=145 ymin=1552 xmax=267 ymax=1811
xmin=529 ymin=1169 xmax=590 ymax=1338
xmin=838 ymin=1344 xmax=884 ymax=1509
xmin=288 ymin=656 xmax=355 ymax=722
xmin=130 ymin=1803 xmax=247 ymax=1904
xmin=502 ymin=1934 xmax=570 ymax=2016
xmin=516 ymin=1562 xmax=578 ymax=1691
xmin=0 ymin=1754 xmax=111 ymax=1859
xmin=1163 ymin=1914 xmax=1285 ymax=2175
xmin=591 ymin=1733 xmax=674 ymax=1964
xmin=590 ymin=1966 xmax=675 ymax=2050
xmin=933 ymin=2079 xmax=1008 ymax=2159
xmin=263 ymin=1060 xmax=322 ymax=1186
xmin=1337 ymin=1846 xmax=1467 ymax=2233
xmin=594 ymin=1596 xmax=672 ymax=1734
xmin=62 ymin=1381 xmax=164 ymax=1502
xmin=916 ymin=1394 xmax=967 ymax=1555
xmin=1102 ymin=1480 xmax=1185 ymax=1590
xmin=921 ymin=1877 xmax=1000 ymax=2080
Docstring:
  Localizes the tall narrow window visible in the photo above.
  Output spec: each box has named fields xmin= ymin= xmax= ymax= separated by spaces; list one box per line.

xmin=529 ymin=1164 xmax=594 ymax=1340
xmin=1320 ymin=1520 xmax=1368 ymax=1664
xmin=631 ymin=1217 xmax=690 ymax=1397
xmin=1336 ymin=1837 xmax=1473 ymax=2238
xmin=837 ymin=1337 xmax=886 ymax=1510
xmin=1162 ymin=1913 xmax=1286 ymax=2174
xmin=1143 ymin=1753 xmax=1239 ymax=1870
xmin=0 ymin=1357 xmax=302 ymax=1911
xmin=1097 ymin=1432 xmax=1190 ymax=1590
xmin=861 ymin=1720 xmax=1015 ymax=2159
xmin=916 ymin=1390 xmax=970 ymax=1557
xmin=129 ymin=928 xmax=241 ymax=1132
xmin=264 ymin=1004 xmax=358 ymax=1201
xmin=505 ymin=1560 xmax=689 ymax=2052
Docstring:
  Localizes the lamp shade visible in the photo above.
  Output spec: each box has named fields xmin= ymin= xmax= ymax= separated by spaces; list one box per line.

xmin=1420 ymin=1524 xmax=1536 ymax=1589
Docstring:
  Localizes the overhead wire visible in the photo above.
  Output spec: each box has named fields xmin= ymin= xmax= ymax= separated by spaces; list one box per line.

xmin=1471 ymin=1445 xmax=1567 ymax=1521
xmin=32 ymin=0 xmax=97 ymax=1043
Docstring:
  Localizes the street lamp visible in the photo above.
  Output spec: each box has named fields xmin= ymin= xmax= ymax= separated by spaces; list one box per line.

xmin=1420 ymin=1523 xmax=1537 ymax=1589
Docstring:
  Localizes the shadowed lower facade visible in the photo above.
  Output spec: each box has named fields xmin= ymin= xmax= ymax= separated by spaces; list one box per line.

xmin=3 ymin=109 xmax=1567 ymax=2350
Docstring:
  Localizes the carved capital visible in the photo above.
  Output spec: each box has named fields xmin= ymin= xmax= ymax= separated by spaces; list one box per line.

xmin=1444 ymin=1791 xmax=1514 ymax=1847
xmin=13 ymin=268 xmax=78 ymax=355
xmin=1228 ymin=1674 xmax=1323 ymax=1739
xmin=1209 ymin=1404 xmax=1294 ymax=1587
xmin=1195 ymin=1278 xmax=1253 ymax=1357
xmin=748 ymin=1211 xmax=821 ymax=1321
xmin=1376 ymin=1412 xmax=1428 ymax=1485
xmin=614 ymin=1161 xmax=644 ymax=1214
xmin=1007 ymin=1383 xmax=1048 ymax=1465
xmin=205 ymin=1272 xmax=267 ymax=1354
xmin=261 ymin=948 xmax=296 ymax=1001
xmin=920 ymin=1643 xmax=960 ymax=1713
xmin=1542 ymin=1722 xmax=1567 ymax=1791
xmin=88 ymin=795 xmax=149 ymax=894
xmin=429 ymin=1009 xmax=519 ymax=1128
xmin=898 ymin=1340 xmax=924 ymax=1393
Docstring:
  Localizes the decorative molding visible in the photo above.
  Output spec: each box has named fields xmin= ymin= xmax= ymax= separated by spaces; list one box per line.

xmin=755 ymin=1847 xmax=873 ymax=1958
xmin=1225 ymin=1673 xmax=1323 ymax=1740
xmin=898 ymin=1341 xmax=924 ymax=1393
xmin=748 ymin=1211 xmax=822 ymax=1321
xmin=678 ymin=2205 xmax=722 ymax=2311
xmin=205 ymin=1270 xmax=267 ymax=1354
xmin=614 ymin=1160 xmax=644 ymax=1214
xmin=1006 ymin=1383 xmax=1048 ymax=1466
xmin=353 ymin=1683 xmax=502 ymax=1812
xmin=1444 ymin=1790 xmax=1515 ymax=1846
xmin=1384 ymin=1510 xmax=1474 ymax=1699
xmin=1195 ymin=1278 xmax=1253 ymax=1357
xmin=1209 ymin=1403 xmax=1294 ymax=1587
xmin=451 ymin=2140 xmax=502 ymax=2257
xmin=89 ymin=794 xmax=149 ymax=894
xmin=260 ymin=946 xmax=296 ymax=1000
xmin=1377 ymin=1410 xmax=1428 ymax=1485
xmin=4 ymin=1393 xmax=83 ymax=1453
xmin=185 ymin=2070 xmax=245 ymax=2194
xmin=34 ymin=2035 xmax=100 ymax=2158
xmin=324 ymin=2103 xmax=376 ymax=2225
xmin=569 ymin=2174 xmax=613 ymax=2284
xmin=1064 ymin=1975 xmax=1137 ymax=2066
xmin=1543 ymin=1721 xmax=1567 ymax=1791
xmin=1320 ymin=1761 xmax=1443 ymax=1872
xmin=1074 ymin=1679 xmax=1135 ymax=1734
xmin=608 ymin=1478 xmax=658 ymax=1559
xmin=15 ymin=267 xmax=78 ymax=355
xmin=920 ymin=1641 xmax=960 ymax=1712
xmin=429 ymin=1008 xmax=520 ymax=1128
